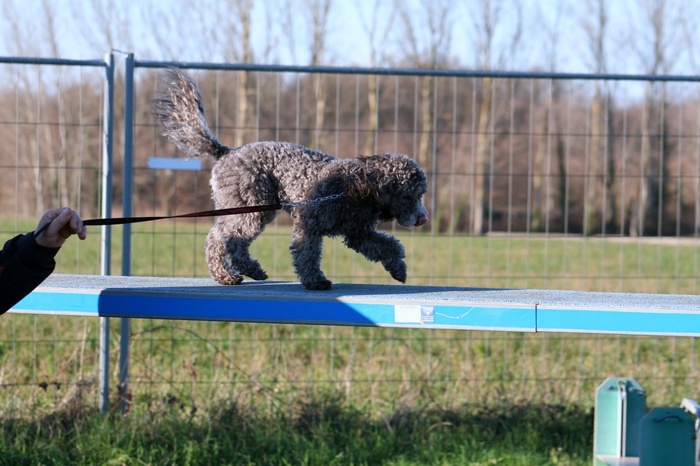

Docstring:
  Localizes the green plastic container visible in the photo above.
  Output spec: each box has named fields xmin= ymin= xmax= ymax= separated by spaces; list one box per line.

xmin=593 ymin=377 xmax=647 ymax=465
xmin=639 ymin=407 xmax=695 ymax=466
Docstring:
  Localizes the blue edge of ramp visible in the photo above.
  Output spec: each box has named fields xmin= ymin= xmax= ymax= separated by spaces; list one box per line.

xmin=9 ymin=274 xmax=700 ymax=336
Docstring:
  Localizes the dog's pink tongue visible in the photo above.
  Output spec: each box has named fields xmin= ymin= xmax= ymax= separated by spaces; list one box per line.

xmin=415 ymin=215 xmax=428 ymax=227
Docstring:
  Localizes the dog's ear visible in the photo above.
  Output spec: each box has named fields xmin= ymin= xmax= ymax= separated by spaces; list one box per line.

xmin=354 ymin=155 xmax=397 ymax=202
xmin=357 ymin=154 xmax=392 ymax=185
xmin=344 ymin=167 xmax=378 ymax=203
xmin=361 ymin=153 xmax=414 ymax=188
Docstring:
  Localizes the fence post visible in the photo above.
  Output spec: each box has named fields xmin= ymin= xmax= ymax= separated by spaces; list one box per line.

xmin=99 ymin=51 xmax=115 ymax=416
xmin=119 ymin=53 xmax=135 ymax=412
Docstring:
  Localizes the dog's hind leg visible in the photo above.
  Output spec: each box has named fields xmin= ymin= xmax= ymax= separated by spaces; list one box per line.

xmin=206 ymin=224 xmax=245 ymax=285
xmin=208 ymin=214 xmax=270 ymax=284
xmin=223 ymin=236 xmax=268 ymax=281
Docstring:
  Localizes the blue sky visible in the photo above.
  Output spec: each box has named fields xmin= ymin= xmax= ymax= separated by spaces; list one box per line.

xmin=1 ymin=0 xmax=697 ymax=75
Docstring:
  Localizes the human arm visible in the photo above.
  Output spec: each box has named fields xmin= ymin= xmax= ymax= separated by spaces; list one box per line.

xmin=0 ymin=208 xmax=87 ymax=313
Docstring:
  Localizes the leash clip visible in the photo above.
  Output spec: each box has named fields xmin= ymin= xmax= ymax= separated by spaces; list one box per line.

xmin=281 ymin=192 xmax=346 ymax=208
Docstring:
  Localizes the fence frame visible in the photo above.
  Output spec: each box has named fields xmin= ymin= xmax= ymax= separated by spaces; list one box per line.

xmin=0 ymin=53 xmax=115 ymax=414
xmin=5 ymin=52 xmax=700 ymax=414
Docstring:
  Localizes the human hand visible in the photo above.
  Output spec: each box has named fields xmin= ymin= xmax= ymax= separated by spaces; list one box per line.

xmin=34 ymin=208 xmax=88 ymax=248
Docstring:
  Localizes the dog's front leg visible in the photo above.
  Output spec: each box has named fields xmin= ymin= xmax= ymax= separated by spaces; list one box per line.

xmin=290 ymin=219 xmax=332 ymax=290
xmin=343 ymin=231 xmax=407 ymax=283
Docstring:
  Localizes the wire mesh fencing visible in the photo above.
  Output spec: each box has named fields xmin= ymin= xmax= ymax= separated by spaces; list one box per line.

xmin=0 ymin=57 xmax=699 ymax=417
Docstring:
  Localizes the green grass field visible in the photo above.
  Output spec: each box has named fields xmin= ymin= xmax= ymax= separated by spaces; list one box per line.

xmin=1 ymin=218 xmax=699 ymax=464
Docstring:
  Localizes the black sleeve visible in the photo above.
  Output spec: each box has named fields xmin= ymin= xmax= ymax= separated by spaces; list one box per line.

xmin=0 ymin=232 xmax=60 ymax=314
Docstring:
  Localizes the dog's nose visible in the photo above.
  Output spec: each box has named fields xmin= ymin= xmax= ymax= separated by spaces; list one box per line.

xmin=415 ymin=215 xmax=428 ymax=227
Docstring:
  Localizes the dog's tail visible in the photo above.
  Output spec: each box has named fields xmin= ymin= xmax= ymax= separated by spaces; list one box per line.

xmin=152 ymin=68 xmax=229 ymax=159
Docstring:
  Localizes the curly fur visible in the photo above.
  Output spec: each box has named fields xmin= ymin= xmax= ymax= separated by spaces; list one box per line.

xmin=153 ymin=68 xmax=428 ymax=290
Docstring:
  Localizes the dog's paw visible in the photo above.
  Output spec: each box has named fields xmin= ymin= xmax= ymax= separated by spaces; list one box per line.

xmin=383 ymin=258 xmax=407 ymax=283
xmin=302 ymin=278 xmax=333 ymax=290
xmin=234 ymin=259 xmax=268 ymax=281
xmin=212 ymin=274 xmax=244 ymax=285
xmin=246 ymin=269 xmax=268 ymax=281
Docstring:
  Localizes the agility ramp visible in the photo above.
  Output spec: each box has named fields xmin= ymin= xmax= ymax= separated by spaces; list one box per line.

xmin=10 ymin=274 xmax=700 ymax=337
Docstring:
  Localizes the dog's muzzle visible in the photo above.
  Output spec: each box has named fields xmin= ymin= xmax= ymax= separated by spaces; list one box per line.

xmin=415 ymin=215 xmax=428 ymax=227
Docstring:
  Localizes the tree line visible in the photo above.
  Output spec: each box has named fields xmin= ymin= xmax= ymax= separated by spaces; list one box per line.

xmin=1 ymin=0 xmax=699 ymax=236
xmin=2 ymin=64 xmax=697 ymax=236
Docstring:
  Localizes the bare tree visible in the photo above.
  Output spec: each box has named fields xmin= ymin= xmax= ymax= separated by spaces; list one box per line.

xmin=171 ymin=0 xmax=257 ymax=146
xmin=0 ymin=1 xmax=107 ymax=217
xmin=395 ymin=0 xmax=453 ymax=232
xmin=282 ymin=0 xmax=334 ymax=147
xmin=356 ymin=0 xmax=397 ymax=155
xmin=1 ymin=0 xmax=64 ymax=214
xmin=579 ymin=0 xmax=617 ymax=236
xmin=309 ymin=0 xmax=333 ymax=147
xmin=679 ymin=3 xmax=700 ymax=235
xmin=532 ymin=0 xmax=567 ymax=233
xmin=629 ymin=0 xmax=681 ymax=235
xmin=37 ymin=0 xmax=75 ymax=210
xmin=467 ymin=0 xmax=522 ymax=235
xmin=225 ymin=0 xmax=255 ymax=146
xmin=69 ymin=0 xmax=137 ymax=54
xmin=397 ymin=0 xmax=452 ymax=166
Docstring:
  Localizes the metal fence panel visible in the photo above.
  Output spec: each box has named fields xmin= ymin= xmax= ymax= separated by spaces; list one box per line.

xmin=1 ymin=56 xmax=700 ymax=415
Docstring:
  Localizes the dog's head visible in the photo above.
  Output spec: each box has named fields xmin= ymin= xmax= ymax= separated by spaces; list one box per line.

xmin=357 ymin=154 xmax=429 ymax=228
